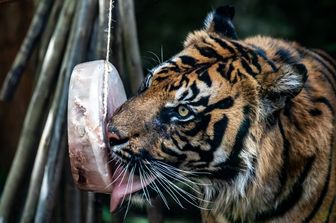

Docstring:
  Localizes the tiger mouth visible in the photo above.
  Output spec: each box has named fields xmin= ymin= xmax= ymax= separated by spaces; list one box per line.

xmin=107 ymin=139 xmax=157 ymax=213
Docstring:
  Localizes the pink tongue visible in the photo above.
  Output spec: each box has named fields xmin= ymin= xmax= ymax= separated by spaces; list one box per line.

xmin=109 ymin=168 xmax=155 ymax=213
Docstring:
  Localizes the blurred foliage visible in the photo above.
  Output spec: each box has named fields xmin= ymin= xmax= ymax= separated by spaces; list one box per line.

xmin=135 ymin=0 xmax=336 ymax=71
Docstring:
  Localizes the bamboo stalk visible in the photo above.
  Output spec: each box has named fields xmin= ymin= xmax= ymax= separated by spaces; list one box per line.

xmin=34 ymin=132 xmax=66 ymax=223
xmin=64 ymin=160 xmax=82 ymax=223
xmin=19 ymin=1 xmax=76 ymax=222
xmin=0 ymin=6 xmax=75 ymax=223
xmin=119 ymin=0 xmax=143 ymax=95
xmin=85 ymin=192 xmax=95 ymax=223
xmin=88 ymin=14 xmax=99 ymax=61
xmin=147 ymin=198 xmax=164 ymax=223
xmin=0 ymin=0 xmax=54 ymax=101
xmin=97 ymin=0 xmax=108 ymax=59
xmin=112 ymin=0 xmax=128 ymax=95
xmin=37 ymin=0 xmax=63 ymax=69
xmin=34 ymin=0 xmax=97 ymax=221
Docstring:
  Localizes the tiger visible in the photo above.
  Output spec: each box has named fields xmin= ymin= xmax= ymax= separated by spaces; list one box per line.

xmin=107 ymin=5 xmax=336 ymax=223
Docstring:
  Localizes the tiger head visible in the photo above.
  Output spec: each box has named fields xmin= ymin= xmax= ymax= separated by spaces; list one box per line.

xmin=107 ymin=5 xmax=307 ymax=212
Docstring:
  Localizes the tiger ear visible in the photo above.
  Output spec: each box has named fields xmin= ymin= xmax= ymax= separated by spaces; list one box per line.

xmin=258 ymin=63 xmax=308 ymax=114
xmin=204 ymin=5 xmax=238 ymax=39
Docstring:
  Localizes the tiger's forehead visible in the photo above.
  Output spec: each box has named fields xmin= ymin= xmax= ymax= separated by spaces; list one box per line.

xmin=145 ymin=31 xmax=271 ymax=106
xmin=150 ymin=30 xmax=272 ymax=82
xmin=150 ymin=32 xmax=238 ymax=75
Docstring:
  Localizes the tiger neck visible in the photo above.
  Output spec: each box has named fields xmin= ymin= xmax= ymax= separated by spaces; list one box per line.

xmin=209 ymin=103 xmax=332 ymax=222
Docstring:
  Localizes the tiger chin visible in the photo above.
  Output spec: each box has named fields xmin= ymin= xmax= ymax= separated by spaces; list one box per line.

xmin=107 ymin=5 xmax=336 ymax=223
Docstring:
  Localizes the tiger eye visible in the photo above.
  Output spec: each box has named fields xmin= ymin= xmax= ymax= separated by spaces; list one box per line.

xmin=178 ymin=105 xmax=189 ymax=117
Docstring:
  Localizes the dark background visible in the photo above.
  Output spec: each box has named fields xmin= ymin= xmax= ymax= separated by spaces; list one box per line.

xmin=0 ymin=0 xmax=335 ymax=222
xmin=135 ymin=0 xmax=336 ymax=70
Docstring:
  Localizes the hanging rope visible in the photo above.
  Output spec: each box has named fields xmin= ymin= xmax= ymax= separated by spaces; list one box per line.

xmin=106 ymin=0 xmax=113 ymax=62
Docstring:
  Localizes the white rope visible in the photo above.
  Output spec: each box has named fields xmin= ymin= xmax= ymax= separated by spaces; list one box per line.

xmin=106 ymin=0 xmax=113 ymax=62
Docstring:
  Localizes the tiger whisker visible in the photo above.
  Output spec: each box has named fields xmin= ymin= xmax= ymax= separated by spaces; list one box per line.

xmin=144 ymin=164 xmax=185 ymax=208
xmin=150 ymin=165 xmax=212 ymax=210
xmin=153 ymin=162 xmax=211 ymax=187
xmin=120 ymin=165 xmax=134 ymax=209
xmin=151 ymin=165 xmax=209 ymax=203
xmin=160 ymin=45 xmax=164 ymax=63
xmin=124 ymin=165 xmax=135 ymax=220
xmin=156 ymin=160 xmax=211 ymax=176
xmin=104 ymin=161 xmax=129 ymax=190
xmin=142 ymin=164 xmax=170 ymax=209
xmin=139 ymin=162 xmax=152 ymax=205
xmin=147 ymin=51 xmax=162 ymax=65
xmin=152 ymin=163 xmax=203 ymax=194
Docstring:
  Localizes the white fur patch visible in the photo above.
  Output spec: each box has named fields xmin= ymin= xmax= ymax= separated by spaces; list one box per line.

xmin=203 ymin=11 xmax=214 ymax=30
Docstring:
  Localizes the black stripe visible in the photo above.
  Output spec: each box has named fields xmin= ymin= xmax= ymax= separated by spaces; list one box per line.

xmin=308 ymin=51 xmax=336 ymax=80
xmin=187 ymin=82 xmax=200 ymax=101
xmin=189 ymin=96 xmax=210 ymax=107
xmin=312 ymin=97 xmax=335 ymax=116
xmin=216 ymin=63 xmax=226 ymax=77
xmin=312 ymin=50 xmax=336 ymax=74
xmin=207 ymin=115 xmax=229 ymax=150
xmin=276 ymin=119 xmax=290 ymax=198
xmin=227 ymin=105 xmax=251 ymax=162
xmin=210 ymin=35 xmax=235 ymax=53
xmin=154 ymin=75 xmax=169 ymax=82
xmin=160 ymin=143 xmax=186 ymax=160
xmin=202 ymin=96 xmax=234 ymax=114
xmin=166 ymin=60 xmax=181 ymax=72
xmin=309 ymin=108 xmax=322 ymax=116
xmin=303 ymin=138 xmax=333 ymax=223
xmin=171 ymin=135 xmax=183 ymax=151
xmin=217 ymin=62 xmax=239 ymax=84
xmin=175 ymin=131 xmax=188 ymax=142
xmin=251 ymin=45 xmax=277 ymax=72
xmin=250 ymin=50 xmax=262 ymax=73
xmin=231 ymin=41 xmax=250 ymax=60
xmin=256 ymin=156 xmax=316 ymax=221
xmin=195 ymin=63 xmax=212 ymax=75
xmin=195 ymin=46 xmax=225 ymax=61
xmin=168 ymin=78 xmax=185 ymax=91
xmin=226 ymin=63 xmax=235 ymax=83
xmin=324 ymin=196 xmax=336 ymax=223
xmin=275 ymin=48 xmax=298 ymax=64
xmin=283 ymin=100 xmax=303 ymax=131
xmin=178 ymin=90 xmax=189 ymax=101
xmin=182 ymin=114 xmax=211 ymax=137
xmin=180 ymin=55 xmax=198 ymax=67
xmin=241 ymin=58 xmax=258 ymax=77
xmin=319 ymin=69 xmax=336 ymax=97
xmin=213 ymin=105 xmax=251 ymax=181
xmin=198 ymin=69 xmax=212 ymax=87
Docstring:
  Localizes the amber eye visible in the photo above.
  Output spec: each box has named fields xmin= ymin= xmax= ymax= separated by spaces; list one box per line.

xmin=177 ymin=105 xmax=190 ymax=117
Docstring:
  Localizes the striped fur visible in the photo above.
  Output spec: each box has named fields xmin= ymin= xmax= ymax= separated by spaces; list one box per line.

xmin=108 ymin=6 xmax=336 ymax=223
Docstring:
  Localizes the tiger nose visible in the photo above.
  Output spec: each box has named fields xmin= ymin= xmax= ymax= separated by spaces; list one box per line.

xmin=107 ymin=124 xmax=129 ymax=147
xmin=107 ymin=132 xmax=120 ymax=141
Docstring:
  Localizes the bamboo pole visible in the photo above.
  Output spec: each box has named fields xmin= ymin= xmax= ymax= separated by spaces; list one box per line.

xmin=0 ymin=0 xmax=54 ymax=101
xmin=97 ymin=0 xmax=108 ymax=59
xmin=34 ymin=0 xmax=97 ymax=221
xmin=85 ymin=192 xmax=95 ymax=223
xmin=112 ymin=0 xmax=128 ymax=95
xmin=147 ymin=198 xmax=164 ymax=223
xmin=119 ymin=0 xmax=143 ymax=95
xmin=19 ymin=1 xmax=76 ymax=222
xmin=36 ymin=0 xmax=63 ymax=70
xmin=34 ymin=132 xmax=66 ymax=223
xmin=0 ymin=5 xmax=73 ymax=223
xmin=64 ymin=161 xmax=82 ymax=223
